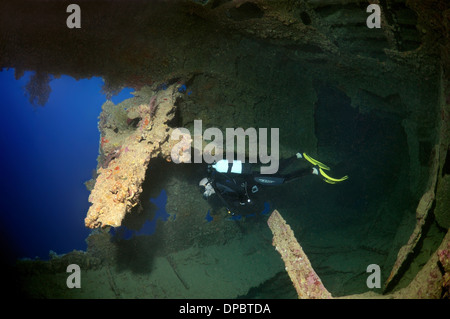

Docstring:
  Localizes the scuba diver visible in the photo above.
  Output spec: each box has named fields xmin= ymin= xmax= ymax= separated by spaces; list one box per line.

xmin=199 ymin=152 xmax=348 ymax=217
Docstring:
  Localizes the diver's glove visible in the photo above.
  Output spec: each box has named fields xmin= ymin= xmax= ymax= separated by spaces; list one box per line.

xmin=199 ymin=178 xmax=216 ymax=198
xmin=299 ymin=152 xmax=349 ymax=184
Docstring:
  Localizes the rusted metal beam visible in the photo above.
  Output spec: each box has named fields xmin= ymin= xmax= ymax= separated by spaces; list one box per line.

xmin=267 ymin=209 xmax=332 ymax=299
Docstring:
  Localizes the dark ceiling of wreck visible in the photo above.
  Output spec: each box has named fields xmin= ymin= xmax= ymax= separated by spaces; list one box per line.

xmin=0 ymin=0 xmax=448 ymax=92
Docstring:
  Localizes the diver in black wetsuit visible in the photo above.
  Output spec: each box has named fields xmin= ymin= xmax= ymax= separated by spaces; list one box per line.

xmin=199 ymin=152 xmax=327 ymax=216
xmin=199 ymin=152 xmax=349 ymax=216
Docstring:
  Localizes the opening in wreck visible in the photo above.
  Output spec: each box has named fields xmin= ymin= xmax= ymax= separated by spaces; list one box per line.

xmin=106 ymin=56 xmax=442 ymax=296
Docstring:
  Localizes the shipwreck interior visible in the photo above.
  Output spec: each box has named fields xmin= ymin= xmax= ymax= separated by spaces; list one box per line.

xmin=2 ymin=0 xmax=449 ymax=298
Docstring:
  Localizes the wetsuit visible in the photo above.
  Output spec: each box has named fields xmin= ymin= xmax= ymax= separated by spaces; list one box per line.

xmin=209 ymin=156 xmax=312 ymax=215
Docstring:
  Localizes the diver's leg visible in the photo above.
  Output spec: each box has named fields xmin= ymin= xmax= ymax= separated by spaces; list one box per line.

xmin=278 ymin=156 xmax=298 ymax=172
xmin=282 ymin=168 xmax=314 ymax=183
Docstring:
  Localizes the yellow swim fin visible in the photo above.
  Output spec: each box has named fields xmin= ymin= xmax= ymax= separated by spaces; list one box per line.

xmin=301 ymin=152 xmax=348 ymax=184
xmin=319 ymin=167 xmax=349 ymax=183
xmin=303 ymin=153 xmax=330 ymax=171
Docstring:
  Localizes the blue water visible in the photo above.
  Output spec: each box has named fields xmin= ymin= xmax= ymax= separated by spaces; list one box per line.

xmin=0 ymin=68 xmax=133 ymax=261
xmin=110 ymin=87 xmax=134 ymax=105
xmin=205 ymin=210 xmax=213 ymax=222
xmin=110 ymin=189 xmax=171 ymax=240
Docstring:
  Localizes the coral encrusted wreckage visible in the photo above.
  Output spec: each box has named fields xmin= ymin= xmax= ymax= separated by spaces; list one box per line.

xmin=85 ymin=84 xmax=180 ymax=228
xmin=268 ymin=210 xmax=332 ymax=299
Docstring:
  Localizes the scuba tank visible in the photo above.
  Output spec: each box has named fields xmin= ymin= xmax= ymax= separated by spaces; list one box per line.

xmin=211 ymin=159 xmax=286 ymax=185
xmin=212 ymin=159 xmax=244 ymax=174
